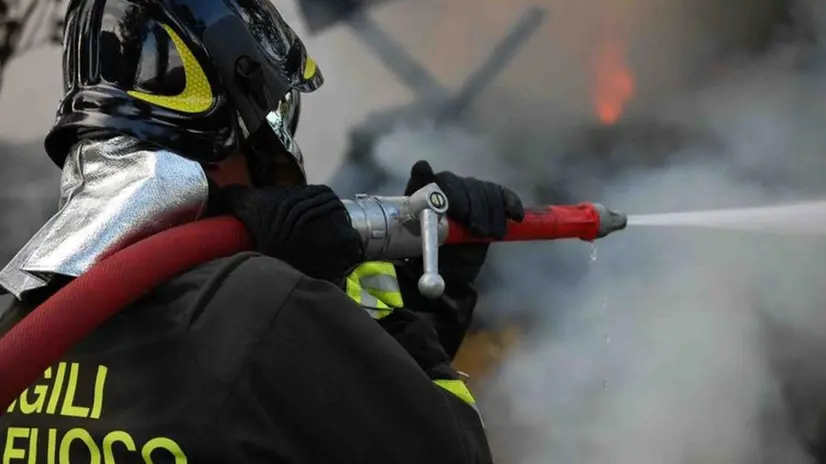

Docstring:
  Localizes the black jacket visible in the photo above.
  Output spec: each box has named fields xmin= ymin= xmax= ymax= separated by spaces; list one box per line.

xmin=0 ymin=252 xmax=490 ymax=463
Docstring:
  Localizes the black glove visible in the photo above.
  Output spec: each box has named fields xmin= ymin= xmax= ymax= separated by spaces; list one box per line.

xmin=217 ymin=184 xmax=364 ymax=282
xmin=397 ymin=160 xmax=524 ymax=358
xmin=403 ymin=160 xmax=525 ymax=284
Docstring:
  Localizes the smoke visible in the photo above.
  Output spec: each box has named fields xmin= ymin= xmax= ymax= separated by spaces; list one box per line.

xmin=0 ymin=137 xmax=57 ymax=310
xmin=0 ymin=138 xmax=58 ymax=265
xmin=351 ymin=0 xmax=826 ymax=461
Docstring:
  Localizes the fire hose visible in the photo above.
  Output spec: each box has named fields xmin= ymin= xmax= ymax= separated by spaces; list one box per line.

xmin=0 ymin=183 xmax=626 ymax=411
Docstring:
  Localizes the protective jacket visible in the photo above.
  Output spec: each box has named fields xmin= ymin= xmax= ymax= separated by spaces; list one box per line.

xmin=0 ymin=253 xmax=490 ymax=463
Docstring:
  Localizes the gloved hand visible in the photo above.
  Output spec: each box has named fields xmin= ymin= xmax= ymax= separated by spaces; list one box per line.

xmin=217 ymin=184 xmax=364 ymax=282
xmin=403 ymin=160 xmax=525 ymax=284
xmin=396 ymin=160 xmax=524 ymax=358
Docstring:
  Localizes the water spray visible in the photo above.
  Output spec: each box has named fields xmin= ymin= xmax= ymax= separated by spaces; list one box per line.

xmin=627 ymin=200 xmax=826 ymax=235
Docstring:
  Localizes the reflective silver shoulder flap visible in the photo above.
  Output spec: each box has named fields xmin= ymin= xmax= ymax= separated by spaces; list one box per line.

xmin=0 ymin=136 xmax=209 ymax=299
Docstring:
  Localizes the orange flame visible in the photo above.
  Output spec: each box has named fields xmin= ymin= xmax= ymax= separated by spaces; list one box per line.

xmin=594 ymin=41 xmax=634 ymax=125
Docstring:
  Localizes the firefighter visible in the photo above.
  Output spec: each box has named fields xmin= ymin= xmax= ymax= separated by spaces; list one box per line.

xmin=0 ymin=0 xmax=523 ymax=462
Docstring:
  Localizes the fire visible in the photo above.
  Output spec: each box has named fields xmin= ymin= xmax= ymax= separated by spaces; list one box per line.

xmin=594 ymin=41 xmax=634 ymax=125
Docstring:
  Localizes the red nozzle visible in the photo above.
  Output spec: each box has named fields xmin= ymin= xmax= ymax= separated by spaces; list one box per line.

xmin=444 ymin=202 xmax=627 ymax=244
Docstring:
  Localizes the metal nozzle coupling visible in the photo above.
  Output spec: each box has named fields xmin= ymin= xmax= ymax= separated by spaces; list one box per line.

xmin=593 ymin=203 xmax=628 ymax=238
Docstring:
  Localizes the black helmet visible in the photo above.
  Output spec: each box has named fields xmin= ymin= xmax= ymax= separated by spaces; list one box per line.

xmin=45 ymin=0 xmax=322 ymax=184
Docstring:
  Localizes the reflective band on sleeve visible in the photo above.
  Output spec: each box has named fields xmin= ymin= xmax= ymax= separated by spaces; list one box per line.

xmin=345 ymin=261 xmax=404 ymax=318
xmin=362 ymin=306 xmax=393 ymax=319
xmin=433 ymin=379 xmax=477 ymax=407
xmin=434 ymin=378 xmax=484 ymax=426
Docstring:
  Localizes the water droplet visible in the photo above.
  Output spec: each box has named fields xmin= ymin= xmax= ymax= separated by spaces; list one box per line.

xmin=602 ymin=380 xmax=609 ymax=390
xmin=604 ymin=334 xmax=611 ymax=344
xmin=590 ymin=242 xmax=598 ymax=262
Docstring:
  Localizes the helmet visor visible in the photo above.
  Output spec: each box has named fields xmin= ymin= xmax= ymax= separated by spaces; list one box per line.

xmin=265 ymin=90 xmax=305 ymax=181
xmin=242 ymin=89 xmax=306 ymax=186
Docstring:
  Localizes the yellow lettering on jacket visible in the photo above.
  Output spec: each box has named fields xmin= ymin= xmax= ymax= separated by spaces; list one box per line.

xmin=8 ymin=362 xmax=107 ymax=419
xmin=46 ymin=363 xmax=66 ymax=415
xmin=103 ymin=431 xmax=136 ymax=463
xmin=3 ymin=364 xmax=188 ymax=462
xmin=3 ymin=428 xmax=187 ymax=463
xmin=3 ymin=427 xmax=27 ymax=463
xmin=59 ymin=428 xmax=100 ymax=463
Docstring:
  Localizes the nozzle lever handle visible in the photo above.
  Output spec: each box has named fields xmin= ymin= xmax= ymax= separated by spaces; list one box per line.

xmin=418 ymin=208 xmax=445 ymax=298
xmin=409 ymin=184 xmax=449 ymax=299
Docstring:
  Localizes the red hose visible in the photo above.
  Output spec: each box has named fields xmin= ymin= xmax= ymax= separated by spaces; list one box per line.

xmin=445 ymin=203 xmax=601 ymax=243
xmin=0 ymin=216 xmax=252 ymax=412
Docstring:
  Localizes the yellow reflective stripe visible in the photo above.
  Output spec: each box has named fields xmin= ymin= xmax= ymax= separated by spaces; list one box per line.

xmin=346 ymin=262 xmax=404 ymax=313
xmin=303 ymin=56 xmax=318 ymax=79
xmin=127 ymin=24 xmax=213 ymax=113
xmin=349 ymin=262 xmax=397 ymax=281
xmin=345 ymin=276 xmax=394 ymax=319
xmin=433 ymin=379 xmax=476 ymax=406
xmin=345 ymin=275 xmax=363 ymax=303
xmin=363 ymin=307 xmax=393 ymax=320
xmin=366 ymin=287 xmax=403 ymax=308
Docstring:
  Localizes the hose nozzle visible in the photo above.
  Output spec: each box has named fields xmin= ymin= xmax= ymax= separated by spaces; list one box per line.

xmin=593 ymin=203 xmax=628 ymax=238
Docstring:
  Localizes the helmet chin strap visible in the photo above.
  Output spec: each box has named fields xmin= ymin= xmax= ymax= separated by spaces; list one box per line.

xmin=0 ymin=136 xmax=209 ymax=300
